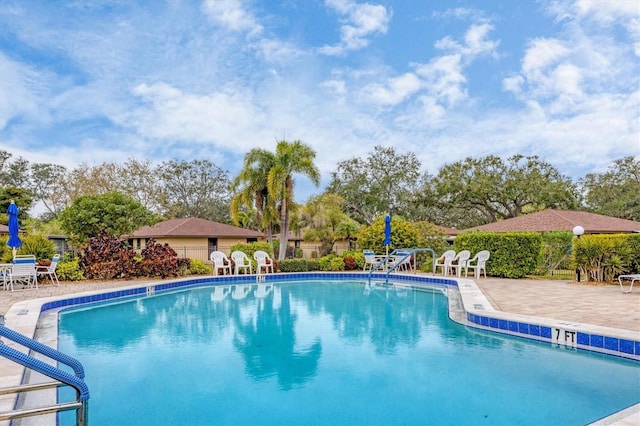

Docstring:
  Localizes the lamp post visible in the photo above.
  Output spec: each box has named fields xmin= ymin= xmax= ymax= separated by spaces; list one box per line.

xmin=572 ymin=225 xmax=584 ymax=282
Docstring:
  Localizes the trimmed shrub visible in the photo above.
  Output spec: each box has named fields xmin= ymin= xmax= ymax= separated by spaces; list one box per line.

xmin=328 ymin=257 xmax=345 ymax=271
xmin=342 ymin=255 xmax=358 ymax=270
xmin=187 ymin=259 xmax=210 ymax=275
xmin=56 ymin=260 xmax=84 ymax=281
xmin=279 ymin=259 xmax=309 ymax=272
xmin=341 ymin=250 xmax=366 ymax=270
xmin=455 ymin=231 xmax=542 ymax=278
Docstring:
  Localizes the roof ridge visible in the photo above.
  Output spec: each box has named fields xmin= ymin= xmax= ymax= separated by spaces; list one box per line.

xmin=549 ymin=210 xmax=579 ymax=225
xmin=162 ymin=217 xmax=191 ymax=233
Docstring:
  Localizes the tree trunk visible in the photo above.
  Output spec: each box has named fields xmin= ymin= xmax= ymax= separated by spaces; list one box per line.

xmin=278 ymin=198 xmax=288 ymax=261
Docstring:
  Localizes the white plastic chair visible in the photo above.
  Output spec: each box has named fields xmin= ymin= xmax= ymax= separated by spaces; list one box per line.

xmin=465 ymin=250 xmax=490 ymax=279
xmin=210 ymin=251 xmax=232 ymax=276
xmin=36 ymin=254 xmax=61 ymax=286
xmin=231 ymin=251 xmax=253 ymax=275
xmin=434 ymin=250 xmax=456 ymax=276
xmin=363 ymin=250 xmax=376 ymax=271
xmin=387 ymin=250 xmax=414 ymax=273
xmin=7 ymin=255 xmax=38 ymax=291
xmin=253 ymin=250 xmax=274 ymax=274
xmin=450 ymin=250 xmax=471 ymax=277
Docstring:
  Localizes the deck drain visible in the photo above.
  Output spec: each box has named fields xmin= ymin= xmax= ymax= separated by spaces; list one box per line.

xmin=473 ymin=304 xmax=484 ymax=310
xmin=17 ymin=309 xmax=29 ymax=315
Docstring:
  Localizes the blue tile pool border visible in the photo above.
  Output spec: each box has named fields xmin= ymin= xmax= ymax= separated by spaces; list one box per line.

xmin=38 ymin=272 xmax=640 ymax=362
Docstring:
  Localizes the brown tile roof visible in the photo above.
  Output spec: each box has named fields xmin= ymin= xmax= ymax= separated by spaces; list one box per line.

xmin=436 ymin=225 xmax=461 ymax=236
xmin=463 ymin=209 xmax=640 ymax=234
xmin=131 ymin=217 xmax=264 ymax=239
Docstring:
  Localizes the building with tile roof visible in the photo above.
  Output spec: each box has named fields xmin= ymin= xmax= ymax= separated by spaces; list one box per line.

xmin=129 ymin=217 xmax=265 ymax=262
xmin=463 ymin=209 xmax=640 ymax=234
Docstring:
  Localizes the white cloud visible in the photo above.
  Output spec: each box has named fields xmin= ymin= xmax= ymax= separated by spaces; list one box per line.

xmin=319 ymin=0 xmax=391 ymax=55
xmin=202 ymin=0 xmax=263 ymax=37
xmin=363 ymin=73 xmax=422 ymax=106
xmin=0 ymin=54 xmax=44 ymax=129
xmin=415 ymin=55 xmax=466 ymax=107
xmin=129 ymin=82 xmax=265 ymax=149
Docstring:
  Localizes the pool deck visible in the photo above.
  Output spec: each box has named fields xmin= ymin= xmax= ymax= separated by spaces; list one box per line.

xmin=0 ymin=275 xmax=639 ymax=425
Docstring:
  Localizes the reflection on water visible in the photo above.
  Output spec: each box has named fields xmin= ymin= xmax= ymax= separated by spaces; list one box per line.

xmin=58 ymin=280 xmax=640 ymax=426
xmin=60 ymin=281 xmax=448 ymax=388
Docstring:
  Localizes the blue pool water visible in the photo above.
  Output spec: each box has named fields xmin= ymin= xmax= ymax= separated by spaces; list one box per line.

xmin=57 ymin=280 xmax=640 ymax=425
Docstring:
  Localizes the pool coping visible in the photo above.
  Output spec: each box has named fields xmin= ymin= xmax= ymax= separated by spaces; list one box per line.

xmin=1 ymin=272 xmax=639 ymax=425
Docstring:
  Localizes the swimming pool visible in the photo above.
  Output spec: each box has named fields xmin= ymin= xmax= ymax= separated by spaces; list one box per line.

xmin=56 ymin=278 xmax=640 ymax=425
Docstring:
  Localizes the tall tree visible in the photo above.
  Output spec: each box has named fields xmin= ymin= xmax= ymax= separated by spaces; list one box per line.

xmin=59 ymin=191 xmax=157 ymax=244
xmin=580 ymin=156 xmax=640 ymax=221
xmin=432 ymin=155 xmax=579 ymax=228
xmin=231 ymin=149 xmax=278 ymax=241
xmin=30 ymin=163 xmax=69 ymax=218
xmin=233 ymin=140 xmax=320 ymax=261
xmin=158 ymin=159 xmax=231 ymax=221
xmin=0 ymin=151 xmax=30 ymax=188
xmin=297 ymin=193 xmax=358 ymax=256
xmin=326 ymin=146 xmax=421 ymax=225
xmin=269 ymin=140 xmax=320 ymax=260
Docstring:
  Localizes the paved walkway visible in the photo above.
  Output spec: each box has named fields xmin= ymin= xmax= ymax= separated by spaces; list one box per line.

xmin=1 ymin=276 xmax=638 ymax=332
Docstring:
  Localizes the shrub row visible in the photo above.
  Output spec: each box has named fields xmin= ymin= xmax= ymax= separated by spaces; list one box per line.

xmin=454 ymin=232 xmax=542 ymax=278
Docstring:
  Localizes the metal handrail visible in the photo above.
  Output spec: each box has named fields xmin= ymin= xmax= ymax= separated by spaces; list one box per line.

xmin=0 ymin=324 xmax=89 ymax=425
xmin=367 ymin=248 xmax=436 ymax=281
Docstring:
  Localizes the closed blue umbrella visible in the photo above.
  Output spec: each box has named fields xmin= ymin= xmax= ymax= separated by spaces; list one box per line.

xmin=7 ymin=200 xmax=22 ymax=257
xmin=384 ymin=214 xmax=391 ymax=254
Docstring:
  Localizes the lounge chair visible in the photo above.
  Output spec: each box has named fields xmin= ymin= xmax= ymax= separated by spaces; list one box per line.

xmin=254 ymin=250 xmax=274 ymax=274
xmin=6 ymin=255 xmax=38 ymax=291
xmin=36 ymin=254 xmax=61 ymax=286
xmin=450 ymin=250 xmax=471 ymax=277
xmin=617 ymin=274 xmax=640 ymax=293
xmin=434 ymin=250 xmax=456 ymax=276
xmin=210 ymin=251 xmax=232 ymax=276
xmin=465 ymin=250 xmax=490 ymax=279
xmin=231 ymin=251 xmax=253 ymax=275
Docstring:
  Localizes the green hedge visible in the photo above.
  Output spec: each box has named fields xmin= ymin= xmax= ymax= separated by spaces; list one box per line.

xmin=454 ymin=232 xmax=542 ymax=278
xmin=278 ymin=259 xmax=320 ymax=272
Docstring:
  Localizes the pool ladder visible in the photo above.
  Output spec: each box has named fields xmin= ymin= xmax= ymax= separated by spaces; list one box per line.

xmin=0 ymin=317 xmax=89 ymax=426
xmin=367 ymin=248 xmax=436 ymax=283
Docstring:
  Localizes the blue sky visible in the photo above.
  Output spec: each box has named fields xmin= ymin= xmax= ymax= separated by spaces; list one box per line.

xmin=1 ymin=0 xmax=638 ymax=201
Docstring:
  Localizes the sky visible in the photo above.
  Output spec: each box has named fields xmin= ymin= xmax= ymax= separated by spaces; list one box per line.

xmin=0 ymin=0 xmax=639 ymax=202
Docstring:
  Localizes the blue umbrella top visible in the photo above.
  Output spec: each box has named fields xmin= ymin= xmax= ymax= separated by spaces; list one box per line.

xmin=384 ymin=214 xmax=391 ymax=246
xmin=7 ymin=201 xmax=22 ymax=249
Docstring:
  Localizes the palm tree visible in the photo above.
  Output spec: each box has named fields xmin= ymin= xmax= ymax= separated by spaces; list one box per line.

xmin=268 ymin=140 xmax=320 ymax=260
xmin=232 ymin=140 xmax=320 ymax=261
xmin=231 ymin=149 xmax=278 ymax=242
